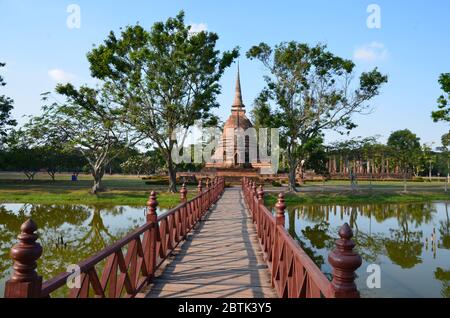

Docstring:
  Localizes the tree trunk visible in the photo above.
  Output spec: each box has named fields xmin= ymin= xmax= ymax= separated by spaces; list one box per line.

xmin=288 ymin=167 xmax=297 ymax=192
xmin=167 ymin=156 xmax=178 ymax=193
xmin=91 ymin=168 xmax=105 ymax=194
xmin=24 ymin=171 xmax=36 ymax=181
xmin=403 ymin=171 xmax=407 ymax=193
xmin=47 ymin=171 xmax=56 ymax=181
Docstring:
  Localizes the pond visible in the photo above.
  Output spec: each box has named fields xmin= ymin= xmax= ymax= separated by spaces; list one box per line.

xmin=281 ymin=202 xmax=450 ymax=298
xmin=0 ymin=203 xmax=168 ymax=297
xmin=0 ymin=202 xmax=449 ymax=298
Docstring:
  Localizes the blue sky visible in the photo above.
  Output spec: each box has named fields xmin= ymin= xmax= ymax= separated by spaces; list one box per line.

xmin=1 ymin=0 xmax=449 ymax=147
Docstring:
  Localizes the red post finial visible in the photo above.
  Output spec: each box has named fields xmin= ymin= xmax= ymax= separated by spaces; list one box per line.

xmin=257 ymin=185 xmax=264 ymax=202
xmin=5 ymin=219 xmax=43 ymax=298
xmin=147 ymin=191 xmax=159 ymax=217
xmin=275 ymin=193 xmax=286 ymax=227
xmin=180 ymin=183 xmax=187 ymax=202
xmin=197 ymin=179 xmax=203 ymax=194
xmin=206 ymin=179 xmax=210 ymax=189
xmin=252 ymin=181 xmax=257 ymax=196
xmin=328 ymin=223 xmax=362 ymax=298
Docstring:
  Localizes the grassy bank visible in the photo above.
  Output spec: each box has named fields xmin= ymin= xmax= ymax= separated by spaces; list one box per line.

xmin=1 ymin=172 xmax=449 ymax=207
xmin=0 ymin=173 xmax=196 ymax=207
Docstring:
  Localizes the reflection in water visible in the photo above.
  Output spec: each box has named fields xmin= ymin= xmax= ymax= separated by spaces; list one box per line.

xmin=0 ymin=204 xmax=153 ymax=297
xmin=282 ymin=202 xmax=450 ymax=298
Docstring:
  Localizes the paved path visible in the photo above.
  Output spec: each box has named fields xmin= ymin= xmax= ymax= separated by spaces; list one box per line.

xmin=144 ymin=187 xmax=277 ymax=298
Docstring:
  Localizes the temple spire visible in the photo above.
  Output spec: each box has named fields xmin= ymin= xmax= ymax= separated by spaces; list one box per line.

xmin=232 ymin=63 xmax=244 ymax=111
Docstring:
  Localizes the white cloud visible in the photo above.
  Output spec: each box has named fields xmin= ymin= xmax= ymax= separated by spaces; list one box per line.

xmin=353 ymin=42 xmax=389 ymax=63
xmin=189 ymin=22 xmax=208 ymax=34
xmin=48 ymin=69 xmax=76 ymax=82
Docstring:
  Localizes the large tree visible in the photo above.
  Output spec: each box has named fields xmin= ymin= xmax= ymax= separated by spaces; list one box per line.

xmin=432 ymin=73 xmax=450 ymax=123
xmin=247 ymin=42 xmax=387 ymax=191
xmin=86 ymin=11 xmax=238 ymax=192
xmin=441 ymin=131 xmax=450 ymax=192
xmin=0 ymin=63 xmax=17 ymax=144
xmin=27 ymin=84 xmax=142 ymax=193
xmin=387 ymin=129 xmax=422 ymax=192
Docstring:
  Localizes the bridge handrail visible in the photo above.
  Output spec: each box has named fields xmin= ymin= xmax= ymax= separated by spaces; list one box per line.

xmin=242 ymin=177 xmax=362 ymax=298
xmin=4 ymin=177 xmax=225 ymax=298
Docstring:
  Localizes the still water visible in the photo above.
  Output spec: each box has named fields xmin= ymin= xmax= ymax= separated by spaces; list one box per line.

xmin=0 ymin=202 xmax=449 ymax=298
xmin=0 ymin=203 xmax=167 ymax=297
xmin=282 ymin=202 xmax=450 ymax=298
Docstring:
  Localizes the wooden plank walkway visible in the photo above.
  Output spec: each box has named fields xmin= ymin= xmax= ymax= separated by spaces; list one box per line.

xmin=144 ymin=187 xmax=277 ymax=298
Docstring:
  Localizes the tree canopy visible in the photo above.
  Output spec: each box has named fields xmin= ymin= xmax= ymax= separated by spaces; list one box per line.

xmin=247 ymin=41 xmax=387 ymax=191
xmin=432 ymin=73 xmax=450 ymax=123
xmin=26 ymin=84 xmax=142 ymax=193
xmin=387 ymin=129 xmax=422 ymax=191
xmin=86 ymin=11 xmax=239 ymax=192
xmin=0 ymin=63 xmax=17 ymax=144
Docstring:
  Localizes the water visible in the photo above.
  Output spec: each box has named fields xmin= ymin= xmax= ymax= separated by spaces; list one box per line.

xmin=282 ymin=202 xmax=450 ymax=298
xmin=1 ymin=202 xmax=449 ymax=298
xmin=0 ymin=203 xmax=168 ymax=297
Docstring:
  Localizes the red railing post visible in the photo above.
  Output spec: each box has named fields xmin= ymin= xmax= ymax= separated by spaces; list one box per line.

xmin=146 ymin=191 xmax=159 ymax=280
xmin=180 ymin=183 xmax=187 ymax=203
xmin=256 ymin=185 xmax=264 ymax=224
xmin=328 ymin=223 xmax=362 ymax=298
xmin=251 ymin=181 xmax=257 ymax=212
xmin=275 ymin=193 xmax=286 ymax=227
xmin=4 ymin=219 xmax=43 ymax=298
xmin=180 ymin=183 xmax=188 ymax=238
xmin=197 ymin=179 xmax=203 ymax=195
xmin=270 ymin=193 xmax=286 ymax=290
xmin=206 ymin=179 xmax=210 ymax=208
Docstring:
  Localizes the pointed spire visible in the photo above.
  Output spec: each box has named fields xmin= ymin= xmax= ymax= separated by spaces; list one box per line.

xmin=232 ymin=63 xmax=244 ymax=110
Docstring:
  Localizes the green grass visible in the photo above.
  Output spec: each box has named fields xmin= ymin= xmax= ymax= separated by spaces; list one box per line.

xmin=1 ymin=172 xmax=449 ymax=207
xmin=0 ymin=172 xmax=196 ymax=207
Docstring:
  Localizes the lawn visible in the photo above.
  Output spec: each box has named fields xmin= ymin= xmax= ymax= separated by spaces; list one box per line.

xmin=0 ymin=172 xmax=196 ymax=207
xmin=1 ymin=172 xmax=449 ymax=207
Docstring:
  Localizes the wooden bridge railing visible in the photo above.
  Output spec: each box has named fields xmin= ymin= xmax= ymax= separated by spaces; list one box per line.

xmin=242 ymin=177 xmax=362 ymax=298
xmin=4 ymin=177 xmax=225 ymax=298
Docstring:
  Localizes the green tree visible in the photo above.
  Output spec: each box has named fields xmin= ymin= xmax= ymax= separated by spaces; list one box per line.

xmin=27 ymin=85 xmax=142 ymax=193
xmin=421 ymin=143 xmax=436 ymax=181
xmin=120 ymin=151 xmax=165 ymax=176
xmin=86 ymin=11 xmax=238 ymax=192
xmin=440 ymin=132 xmax=450 ymax=191
xmin=432 ymin=73 xmax=450 ymax=123
xmin=0 ymin=63 xmax=17 ymax=144
xmin=247 ymin=42 xmax=387 ymax=191
xmin=387 ymin=129 xmax=422 ymax=192
xmin=5 ymin=130 xmax=45 ymax=180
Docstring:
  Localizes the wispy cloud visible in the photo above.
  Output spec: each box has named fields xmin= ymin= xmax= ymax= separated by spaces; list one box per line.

xmin=189 ymin=22 xmax=208 ymax=34
xmin=48 ymin=68 xmax=76 ymax=82
xmin=353 ymin=42 xmax=389 ymax=63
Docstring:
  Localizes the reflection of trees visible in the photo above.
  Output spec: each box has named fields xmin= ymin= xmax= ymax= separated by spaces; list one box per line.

xmin=287 ymin=209 xmax=329 ymax=269
xmin=438 ymin=203 xmax=450 ymax=250
xmin=36 ymin=206 xmax=133 ymax=280
xmin=302 ymin=222 xmax=332 ymax=250
xmin=434 ymin=268 xmax=450 ymax=298
xmin=0 ymin=204 xmax=91 ymax=281
xmin=286 ymin=202 xmax=437 ymax=269
xmin=384 ymin=204 xmax=435 ymax=269
xmin=352 ymin=231 xmax=385 ymax=264
xmin=0 ymin=204 xmax=143 ymax=289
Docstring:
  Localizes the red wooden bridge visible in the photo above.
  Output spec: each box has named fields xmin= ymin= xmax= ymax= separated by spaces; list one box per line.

xmin=4 ymin=177 xmax=362 ymax=298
